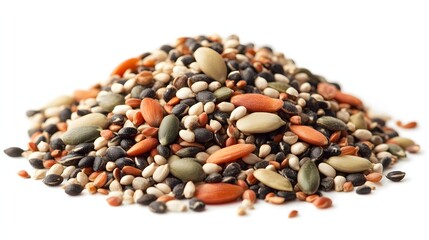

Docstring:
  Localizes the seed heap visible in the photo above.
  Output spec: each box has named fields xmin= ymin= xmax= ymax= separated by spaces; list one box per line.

xmin=4 ymin=35 xmax=420 ymax=215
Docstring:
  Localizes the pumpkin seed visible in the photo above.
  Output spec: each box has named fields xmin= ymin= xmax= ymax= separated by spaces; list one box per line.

xmin=61 ymin=126 xmax=100 ymax=145
xmin=194 ymin=47 xmax=227 ymax=83
xmin=325 ymin=155 xmax=373 ymax=173
xmin=97 ymin=93 xmax=125 ymax=112
xmin=158 ymin=114 xmax=180 ymax=146
xmin=297 ymin=160 xmax=320 ymax=195
xmin=387 ymin=143 xmax=407 ymax=158
xmin=168 ymin=157 xmax=206 ymax=182
xmin=236 ymin=112 xmax=286 ymax=134
xmin=253 ymin=169 xmax=292 ymax=191
xmin=350 ymin=112 xmax=367 ymax=129
xmin=213 ymin=87 xmax=233 ymax=102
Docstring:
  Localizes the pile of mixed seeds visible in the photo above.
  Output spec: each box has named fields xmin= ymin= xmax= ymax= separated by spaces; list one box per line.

xmin=4 ymin=35 xmax=420 ymax=215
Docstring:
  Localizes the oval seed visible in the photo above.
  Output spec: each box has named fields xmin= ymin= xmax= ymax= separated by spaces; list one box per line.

xmin=297 ymin=160 xmax=320 ymax=195
xmin=253 ymin=169 xmax=293 ymax=191
xmin=386 ymin=171 xmax=406 ymax=182
xmin=43 ymin=174 xmax=64 ymax=186
xmin=65 ymin=183 xmax=84 ymax=196
xmin=194 ymin=47 xmax=227 ymax=83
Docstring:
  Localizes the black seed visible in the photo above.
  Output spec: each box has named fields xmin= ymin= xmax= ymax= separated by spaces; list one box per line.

xmin=26 ymin=109 xmax=40 ymax=117
xmin=118 ymin=127 xmax=137 ymax=138
xmin=69 ymin=168 xmax=82 ymax=179
xmin=275 ymin=152 xmax=286 ymax=163
xmin=189 ymin=198 xmax=206 ymax=212
xmin=77 ymin=109 xmax=91 ymax=116
xmin=180 ymin=55 xmax=195 ymax=66
xmin=205 ymin=173 xmax=222 ymax=183
xmin=71 ymin=143 xmax=94 ymax=155
xmin=324 ymin=144 xmax=341 ymax=156
xmin=78 ymin=156 xmax=95 ymax=168
xmin=223 ymin=163 xmax=241 ymax=177
xmin=172 ymin=183 xmax=185 ymax=199
xmin=196 ymin=91 xmax=216 ymax=104
xmin=160 ymin=44 xmax=174 ymax=53
xmin=139 ymin=88 xmax=156 ymax=99
xmin=59 ymin=154 xmax=83 ymax=166
xmin=279 ymin=168 xmax=298 ymax=180
xmin=277 ymin=191 xmax=297 ymax=201
xmin=115 ymin=157 xmax=135 ymax=169
xmin=135 ymin=156 xmax=148 ymax=170
xmin=164 ymin=177 xmax=182 ymax=189
xmin=257 ymin=185 xmax=274 ymax=199
xmin=386 ymin=171 xmax=406 ymax=182
xmin=279 ymin=142 xmax=291 ymax=155
xmin=320 ymin=177 xmax=334 ymax=191
xmin=181 ymin=98 xmax=197 ymax=107
xmin=193 ymin=128 xmax=214 ymax=144
xmin=254 ymin=161 xmax=269 ymax=169
xmin=381 ymin=157 xmax=392 ymax=170
xmin=271 ymin=63 xmax=285 ymax=75
xmin=356 ymin=185 xmax=372 ymax=195
xmin=106 ymin=146 xmax=127 ymax=161
xmin=346 ymin=173 xmax=367 ymax=186
xmin=228 ymin=71 xmax=241 ymax=81
xmin=157 ymin=145 xmax=171 ymax=158
xmin=110 ymin=114 xmax=125 ymax=125
xmin=93 ymin=157 xmax=107 ymax=171
xmin=65 ymin=183 xmax=84 ymax=196
xmin=43 ymin=174 xmax=64 ymax=186
xmin=213 ymin=111 xmax=230 ymax=124
xmin=172 ymin=103 xmax=189 ymax=117
xmin=149 ymin=201 xmax=167 ymax=214
xmin=29 ymin=158 xmax=44 ymax=169
xmin=240 ymin=67 xmax=257 ymax=85
xmin=258 ymin=71 xmax=274 ymax=82
xmin=356 ymin=143 xmax=371 ymax=159
xmin=310 ymin=147 xmax=324 ymax=161
xmin=4 ymin=147 xmax=24 ymax=157
xmin=213 ymin=133 xmax=225 ymax=147
xmin=136 ymin=194 xmax=158 ymax=206
xmin=163 ymin=87 xmax=177 ymax=102
xmin=50 ymin=138 xmax=65 ymax=150
xmin=282 ymin=101 xmax=298 ymax=114
xmin=249 ymin=184 xmax=260 ymax=193
xmin=120 ymin=139 xmax=136 ymax=151
xmin=43 ymin=124 xmax=58 ymax=135
xmin=221 ymin=176 xmax=236 ymax=184
xmin=227 ymin=61 xmax=240 ymax=72
xmin=176 ymin=147 xmax=201 ymax=158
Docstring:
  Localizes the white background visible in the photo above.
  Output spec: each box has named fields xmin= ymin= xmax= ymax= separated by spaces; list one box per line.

xmin=1 ymin=0 xmax=428 ymax=239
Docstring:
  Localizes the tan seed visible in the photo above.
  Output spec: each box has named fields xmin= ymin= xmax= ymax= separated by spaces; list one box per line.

xmin=343 ymin=182 xmax=354 ymax=192
xmin=194 ymin=47 xmax=227 ymax=83
xmin=106 ymin=196 xmax=122 ymax=207
xmin=313 ymin=196 xmax=332 ymax=209
xmin=18 ymin=170 xmax=30 ymax=179
xmin=236 ymin=112 xmax=286 ymax=134
xmin=288 ymin=210 xmax=299 ymax=218
xmin=93 ymin=172 xmax=108 ymax=188
xmin=365 ymin=172 xmax=383 ymax=182
xmin=266 ymin=196 xmax=285 ymax=205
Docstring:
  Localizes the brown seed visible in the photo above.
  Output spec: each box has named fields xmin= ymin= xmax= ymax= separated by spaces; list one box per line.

xmin=266 ymin=196 xmax=285 ymax=205
xmin=313 ymin=196 xmax=332 ymax=209
xmin=289 ymin=125 xmax=328 ymax=146
xmin=17 ymin=170 xmax=30 ymax=179
xmin=396 ymin=120 xmax=418 ymax=129
xmin=156 ymin=195 xmax=175 ymax=203
xmin=288 ymin=210 xmax=299 ymax=218
xmin=110 ymin=57 xmax=139 ymax=77
xmin=334 ymin=91 xmax=363 ymax=108
xmin=93 ymin=172 xmax=108 ymax=188
xmin=365 ymin=172 xmax=383 ymax=183
xmin=305 ymin=194 xmax=319 ymax=203
xmin=85 ymin=182 xmax=97 ymax=194
xmin=296 ymin=191 xmax=307 ymax=201
xmin=127 ymin=137 xmax=159 ymax=157
xmin=106 ymin=196 xmax=122 ymax=207
xmin=97 ymin=188 xmax=109 ymax=195
xmin=140 ymin=98 xmax=164 ymax=127
xmin=242 ymin=189 xmax=256 ymax=203
xmin=343 ymin=182 xmax=354 ymax=192
xmin=122 ymin=166 xmax=143 ymax=177
xmin=231 ymin=93 xmax=283 ymax=112
xmin=340 ymin=146 xmax=359 ymax=156
xmin=206 ymin=144 xmax=256 ymax=164
xmin=194 ymin=183 xmax=244 ymax=204
xmin=237 ymin=207 xmax=247 ymax=216
xmin=125 ymin=98 xmax=142 ymax=108
xmin=317 ymin=82 xmax=338 ymax=100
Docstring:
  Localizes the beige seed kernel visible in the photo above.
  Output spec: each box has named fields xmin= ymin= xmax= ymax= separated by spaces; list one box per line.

xmin=155 ymin=183 xmax=171 ymax=194
xmin=32 ymin=169 xmax=47 ymax=180
xmin=334 ymin=175 xmax=346 ymax=192
xmin=179 ymin=130 xmax=195 ymax=143
xmin=166 ymin=200 xmax=188 ymax=212
xmin=202 ymin=163 xmax=222 ymax=174
xmin=61 ymin=166 xmax=76 ymax=179
xmin=258 ymin=144 xmax=271 ymax=158
xmin=120 ymin=175 xmax=135 ymax=186
xmin=76 ymin=172 xmax=89 ymax=186
xmin=142 ymin=163 xmax=157 ymax=178
xmin=152 ymin=164 xmax=170 ymax=183
xmin=229 ymin=106 xmax=247 ymax=121
xmin=318 ymin=162 xmax=336 ymax=178
xmin=146 ymin=187 xmax=164 ymax=197
xmin=204 ymin=102 xmax=216 ymax=114
xmin=291 ymin=142 xmax=309 ymax=155
xmin=47 ymin=163 xmax=64 ymax=176
xmin=109 ymin=180 xmax=123 ymax=192
xmin=188 ymin=102 xmax=204 ymax=116
xmin=184 ymin=181 xmax=196 ymax=199
xmin=132 ymin=177 xmax=150 ymax=191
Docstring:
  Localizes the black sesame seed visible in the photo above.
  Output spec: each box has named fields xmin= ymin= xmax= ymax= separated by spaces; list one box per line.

xmin=117 ymin=127 xmax=137 ymax=138
xmin=172 ymin=183 xmax=185 ymax=199
xmin=356 ymin=185 xmax=372 ymax=195
xmin=43 ymin=174 xmax=64 ymax=186
xmin=193 ymin=128 xmax=214 ymax=144
xmin=205 ymin=173 xmax=222 ymax=183
xmin=65 ymin=183 xmax=84 ymax=196
xmin=3 ymin=147 xmax=24 ymax=157
xmin=346 ymin=173 xmax=367 ymax=186
xmin=189 ymin=198 xmax=206 ymax=212
xmin=386 ymin=171 xmax=406 ymax=182
xmin=78 ymin=156 xmax=95 ymax=168
xmin=136 ymin=194 xmax=157 ymax=206
xmin=320 ymin=177 xmax=334 ymax=191
xmin=277 ymin=191 xmax=297 ymax=201
xmin=223 ymin=163 xmax=241 ymax=177
xmin=29 ymin=158 xmax=44 ymax=169
xmin=148 ymin=201 xmax=167 ymax=214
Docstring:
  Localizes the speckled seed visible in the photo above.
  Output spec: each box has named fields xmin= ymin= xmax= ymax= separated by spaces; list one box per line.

xmin=65 ymin=183 xmax=84 ymax=196
xmin=253 ymin=169 xmax=292 ymax=191
xmin=189 ymin=198 xmax=205 ymax=212
xmin=386 ymin=171 xmax=406 ymax=182
xmin=194 ymin=47 xmax=227 ymax=83
xmin=318 ymin=162 xmax=336 ymax=178
xmin=297 ymin=160 xmax=320 ymax=195
xmin=356 ymin=185 xmax=372 ymax=195
xmin=317 ymin=116 xmax=348 ymax=131
xmin=43 ymin=174 xmax=64 ymax=186
xmin=236 ymin=112 xmax=286 ymax=134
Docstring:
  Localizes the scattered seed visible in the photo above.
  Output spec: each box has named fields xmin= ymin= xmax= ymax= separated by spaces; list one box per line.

xmin=356 ymin=185 xmax=372 ymax=195
xmin=65 ymin=183 xmax=84 ymax=196
xmin=149 ymin=201 xmax=167 ymax=214
xmin=386 ymin=171 xmax=406 ymax=182
xmin=313 ymin=197 xmax=332 ymax=209
xmin=43 ymin=174 xmax=64 ymax=186
xmin=288 ymin=210 xmax=298 ymax=218
xmin=17 ymin=170 xmax=30 ymax=178
xmin=4 ymin=147 xmax=24 ymax=157
xmin=106 ymin=196 xmax=122 ymax=207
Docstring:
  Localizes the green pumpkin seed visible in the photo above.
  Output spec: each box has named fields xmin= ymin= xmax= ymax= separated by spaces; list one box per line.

xmin=236 ymin=112 xmax=286 ymax=134
xmin=316 ymin=116 xmax=348 ymax=131
xmin=387 ymin=144 xmax=407 ymax=158
xmin=297 ymin=160 xmax=320 ymax=195
xmin=168 ymin=157 xmax=206 ymax=182
xmin=213 ymin=87 xmax=233 ymax=102
xmin=267 ymin=82 xmax=290 ymax=93
xmin=61 ymin=126 xmax=100 ymax=145
xmin=158 ymin=114 xmax=180 ymax=146
xmin=68 ymin=113 xmax=108 ymax=130
xmin=98 ymin=93 xmax=125 ymax=112
xmin=388 ymin=137 xmax=415 ymax=148
xmin=41 ymin=95 xmax=74 ymax=109
xmin=325 ymin=155 xmax=373 ymax=173
xmin=350 ymin=112 xmax=367 ymax=130
xmin=253 ymin=169 xmax=292 ymax=191
xmin=194 ymin=47 xmax=227 ymax=83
